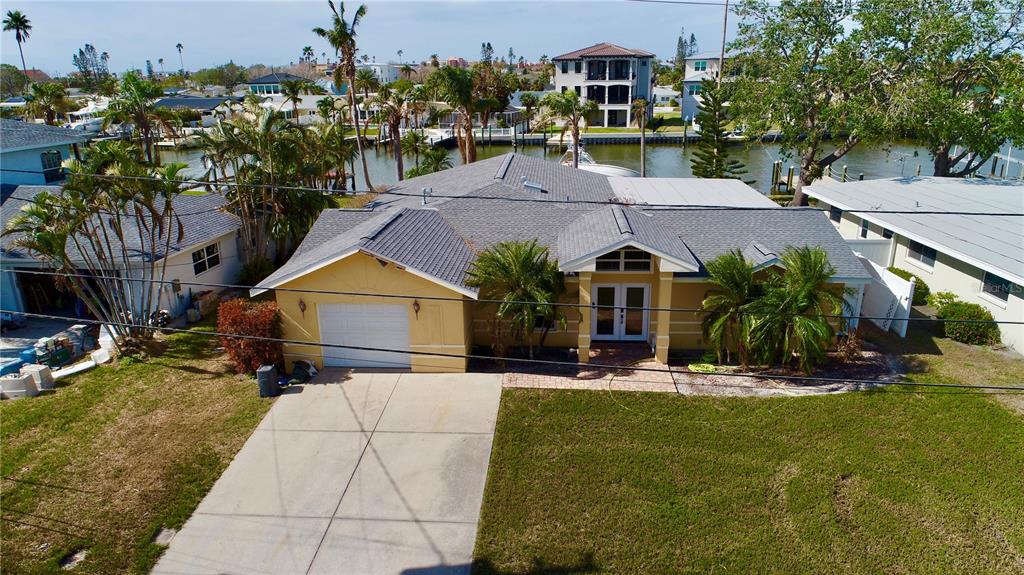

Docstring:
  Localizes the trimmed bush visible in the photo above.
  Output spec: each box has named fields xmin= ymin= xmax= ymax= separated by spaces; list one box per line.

xmin=926 ymin=291 xmax=960 ymax=313
xmin=936 ymin=302 xmax=999 ymax=345
xmin=217 ymin=298 xmax=283 ymax=374
xmin=888 ymin=267 xmax=930 ymax=305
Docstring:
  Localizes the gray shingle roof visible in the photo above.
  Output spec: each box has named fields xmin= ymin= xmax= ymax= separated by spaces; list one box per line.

xmin=557 ymin=205 xmax=698 ymax=269
xmin=255 ymin=154 xmax=871 ymax=295
xmin=1 ymin=186 xmax=241 ymax=264
xmin=0 ymin=119 xmax=91 ymax=153
xmin=247 ymin=72 xmax=308 ymax=84
xmin=154 ymin=97 xmax=239 ymax=111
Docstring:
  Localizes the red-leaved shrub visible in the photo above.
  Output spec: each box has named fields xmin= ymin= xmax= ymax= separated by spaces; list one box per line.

xmin=217 ymin=298 xmax=283 ymax=374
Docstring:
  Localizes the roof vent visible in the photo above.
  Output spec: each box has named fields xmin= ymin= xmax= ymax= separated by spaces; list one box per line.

xmin=523 ymin=179 xmax=546 ymax=194
xmin=612 ymin=205 xmax=633 ymax=236
xmin=421 ymin=187 xmax=432 ymax=205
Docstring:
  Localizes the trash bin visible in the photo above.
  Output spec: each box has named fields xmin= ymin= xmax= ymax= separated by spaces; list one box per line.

xmin=256 ymin=365 xmax=279 ymax=398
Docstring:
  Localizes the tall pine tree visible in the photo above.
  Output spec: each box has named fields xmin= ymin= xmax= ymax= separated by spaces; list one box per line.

xmin=690 ymin=79 xmax=752 ymax=183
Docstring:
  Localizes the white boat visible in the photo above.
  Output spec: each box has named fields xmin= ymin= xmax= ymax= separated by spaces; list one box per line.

xmin=65 ymin=97 xmax=109 ymax=133
xmin=558 ymin=139 xmax=641 ymax=178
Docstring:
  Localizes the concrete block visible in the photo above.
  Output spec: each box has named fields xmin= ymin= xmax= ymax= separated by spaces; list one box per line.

xmin=20 ymin=364 xmax=55 ymax=391
xmin=1 ymin=373 xmax=39 ymax=399
xmin=90 ymin=348 xmax=111 ymax=365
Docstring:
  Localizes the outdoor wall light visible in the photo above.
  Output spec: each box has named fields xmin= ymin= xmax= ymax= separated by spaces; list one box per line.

xmin=412 ymin=300 xmax=420 ymax=319
xmin=298 ymin=299 xmax=307 ymax=318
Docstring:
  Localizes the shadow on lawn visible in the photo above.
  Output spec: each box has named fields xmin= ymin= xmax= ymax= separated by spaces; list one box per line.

xmin=400 ymin=554 xmax=598 ymax=575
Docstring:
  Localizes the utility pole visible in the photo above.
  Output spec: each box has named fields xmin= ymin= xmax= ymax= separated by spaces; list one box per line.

xmin=718 ymin=0 xmax=729 ymax=89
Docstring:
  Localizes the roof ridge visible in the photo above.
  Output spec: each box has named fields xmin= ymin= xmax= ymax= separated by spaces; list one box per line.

xmin=611 ymin=205 xmax=633 ymax=236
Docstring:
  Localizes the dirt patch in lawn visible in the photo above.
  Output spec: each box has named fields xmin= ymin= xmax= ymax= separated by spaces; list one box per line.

xmin=0 ymin=325 xmax=273 ymax=574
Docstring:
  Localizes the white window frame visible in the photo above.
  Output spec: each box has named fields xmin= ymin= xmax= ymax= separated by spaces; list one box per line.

xmin=594 ymin=248 xmax=652 ymax=272
xmin=191 ymin=242 xmax=221 ymax=276
xmin=687 ymin=84 xmax=702 ymax=96
xmin=694 ymin=60 xmax=707 ymax=71
xmin=859 ymin=219 xmax=869 ymax=238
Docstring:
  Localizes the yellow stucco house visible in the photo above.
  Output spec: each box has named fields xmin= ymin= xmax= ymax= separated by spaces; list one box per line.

xmin=253 ymin=154 xmax=871 ymax=372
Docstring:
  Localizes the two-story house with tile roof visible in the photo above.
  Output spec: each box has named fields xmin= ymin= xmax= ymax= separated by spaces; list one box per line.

xmin=552 ymin=43 xmax=656 ymax=128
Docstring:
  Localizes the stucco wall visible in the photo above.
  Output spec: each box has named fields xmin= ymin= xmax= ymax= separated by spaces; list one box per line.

xmin=274 ymin=251 xmax=471 ymax=373
xmin=0 ymin=145 xmax=73 ymax=186
xmin=821 ymin=203 xmax=1022 ymax=351
xmin=126 ymin=231 xmax=242 ymax=318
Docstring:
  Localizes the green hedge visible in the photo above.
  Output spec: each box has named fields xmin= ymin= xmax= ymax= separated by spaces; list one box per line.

xmin=888 ymin=267 xmax=930 ymax=305
xmin=936 ymin=301 xmax=999 ymax=345
xmin=926 ymin=291 xmax=959 ymax=312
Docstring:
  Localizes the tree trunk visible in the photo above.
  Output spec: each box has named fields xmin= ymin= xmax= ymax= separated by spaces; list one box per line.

xmin=790 ymin=145 xmax=820 ymax=206
xmin=393 ymin=123 xmax=404 ymax=180
xmin=639 ymin=124 xmax=646 ymax=177
xmin=572 ymin=124 xmax=580 ymax=169
xmin=349 ymin=72 xmax=372 ymax=190
xmin=17 ymin=41 xmax=27 ymax=76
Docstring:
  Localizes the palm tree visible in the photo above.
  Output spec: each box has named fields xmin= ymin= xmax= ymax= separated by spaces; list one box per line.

xmin=539 ymin=90 xmax=598 ymax=169
xmin=747 ymin=246 xmax=846 ymax=373
xmin=466 ymin=239 xmax=564 ymax=359
xmin=314 ymin=0 xmax=373 ymax=190
xmin=279 ymin=79 xmax=314 ymax=123
xmin=353 ymin=67 xmax=379 ymax=136
xmin=425 ymin=66 xmax=480 ymax=163
xmin=175 ymin=43 xmax=184 ymax=74
xmin=102 ymin=71 xmax=178 ymax=164
xmin=3 ymin=11 xmax=31 ymax=75
xmin=397 ymin=49 xmax=403 ymax=63
xmin=316 ymin=95 xmax=338 ymax=122
xmin=158 ymin=57 xmax=165 ymax=75
xmin=373 ymin=85 xmax=409 ymax=180
xmin=302 ymin=46 xmax=315 ymax=63
xmin=518 ymin=92 xmax=538 ymax=132
xmin=430 ymin=54 xmax=440 ymax=68
xmin=25 ymin=82 xmax=74 ymax=125
xmin=420 ymin=147 xmax=452 ymax=174
xmin=401 ymin=130 xmax=429 ymax=168
xmin=700 ymin=250 xmax=755 ymax=366
xmin=632 ymin=98 xmax=649 ymax=177
xmin=400 ymin=64 xmax=413 ymax=80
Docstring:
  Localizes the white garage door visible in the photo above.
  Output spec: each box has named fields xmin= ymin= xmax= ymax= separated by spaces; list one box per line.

xmin=318 ymin=304 xmax=411 ymax=369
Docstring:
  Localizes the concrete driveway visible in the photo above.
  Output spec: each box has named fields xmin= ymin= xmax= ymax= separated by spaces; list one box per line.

xmin=152 ymin=370 xmax=503 ymax=575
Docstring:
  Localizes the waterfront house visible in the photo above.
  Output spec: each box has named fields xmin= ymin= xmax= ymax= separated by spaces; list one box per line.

xmin=805 ymin=176 xmax=1023 ymax=351
xmin=1 ymin=186 xmax=242 ymax=319
xmin=245 ymin=72 xmax=312 ymax=95
xmin=253 ymin=154 xmax=869 ymax=372
xmin=0 ymin=119 xmax=90 ymax=186
xmin=356 ymin=62 xmax=401 ymax=85
xmin=678 ymin=51 xmax=730 ymax=120
xmin=552 ymin=43 xmax=655 ymax=128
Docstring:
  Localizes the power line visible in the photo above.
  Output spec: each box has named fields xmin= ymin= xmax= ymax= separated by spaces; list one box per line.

xmin=14 ymin=171 xmax=1022 ymax=217
xmin=6 ymin=308 xmax=1024 ymax=393
xmin=6 ymin=268 xmax=1023 ymax=325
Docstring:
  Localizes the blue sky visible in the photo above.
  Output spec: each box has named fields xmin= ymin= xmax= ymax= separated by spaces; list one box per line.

xmin=1 ymin=1 xmax=737 ymax=76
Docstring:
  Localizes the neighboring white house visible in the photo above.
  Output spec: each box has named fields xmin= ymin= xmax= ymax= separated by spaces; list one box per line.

xmin=805 ymin=176 xmax=1024 ymax=352
xmin=552 ymin=43 xmax=655 ymax=127
xmin=356 ymin=62 xmax=401 ymax=85
xmin=678 ymin=51 xmax=731 ymax=121
xmin=0 ymin=120 xmax=91 ymax=187
xmin=651 ymin=85 xmax=681 ymax=108
xmin=1 ymin=186 xmax=243 ymax=320
xmin=245 ymin=72 xmax=311 ymax=95
xmin=153 ymin=96 xmax=242 ymax=127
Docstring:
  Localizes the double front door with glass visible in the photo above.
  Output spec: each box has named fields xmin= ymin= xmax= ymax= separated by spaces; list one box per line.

xmin=592 ymin=283 xmax=649 ymax=341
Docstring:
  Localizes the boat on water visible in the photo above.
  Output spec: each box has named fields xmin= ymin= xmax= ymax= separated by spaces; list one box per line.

xmin=558 ymin=140 xmax=640 ymax=178
xmin=65 ymin=97 xmax=109 ymax=133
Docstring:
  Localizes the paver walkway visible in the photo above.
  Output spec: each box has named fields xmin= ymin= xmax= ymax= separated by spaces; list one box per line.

xmin=153 ymin=370 xmax=503 ymax=575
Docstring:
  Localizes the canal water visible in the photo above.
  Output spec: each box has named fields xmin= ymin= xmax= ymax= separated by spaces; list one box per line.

xmin=163 ymin=139 xmax=963 ymax=195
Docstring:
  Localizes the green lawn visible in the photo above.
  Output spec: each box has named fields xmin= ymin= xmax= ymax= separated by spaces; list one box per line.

xmin=0 ymin=323 xmax=273 ymax=574
xmin=473 ymin=326 xmax=1024 ymax=574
